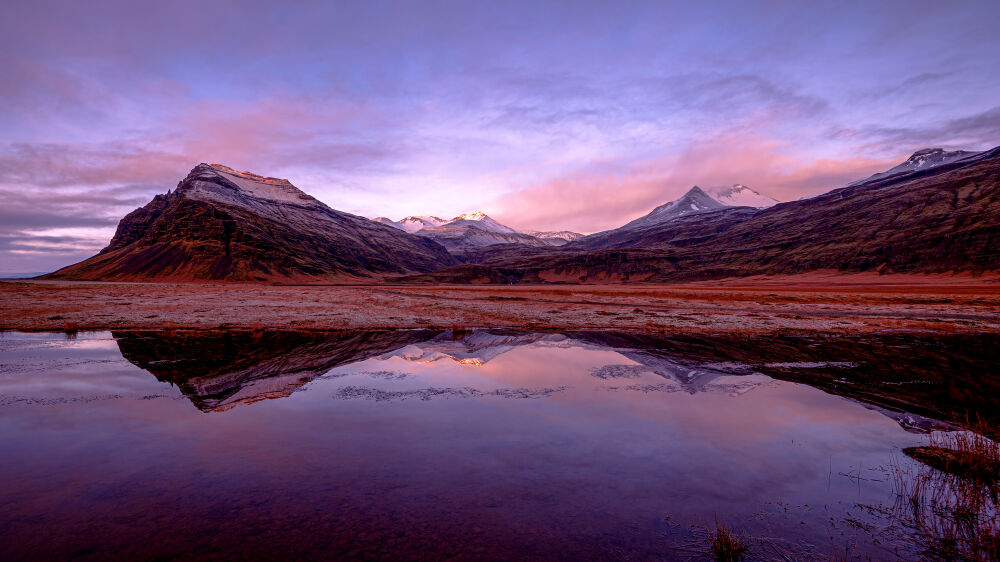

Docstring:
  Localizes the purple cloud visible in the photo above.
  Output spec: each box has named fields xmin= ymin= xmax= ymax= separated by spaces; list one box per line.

xmin=1 ymin=0 xmax=998 ymax=272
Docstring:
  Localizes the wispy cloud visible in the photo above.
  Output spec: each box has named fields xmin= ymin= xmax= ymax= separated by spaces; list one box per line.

xmin=1 ymin=0 xmax=998 ymax=271
xmin=491 ymin=130 xmax=896 ymax=233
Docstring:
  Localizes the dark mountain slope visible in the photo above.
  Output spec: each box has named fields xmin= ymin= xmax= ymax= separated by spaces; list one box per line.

xmin=45 ymin=164 xmax=457 ymax=282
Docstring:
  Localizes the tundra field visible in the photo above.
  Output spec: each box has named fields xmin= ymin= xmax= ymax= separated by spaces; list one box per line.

xmin=4 ymin=273 xmax=998 ymax=334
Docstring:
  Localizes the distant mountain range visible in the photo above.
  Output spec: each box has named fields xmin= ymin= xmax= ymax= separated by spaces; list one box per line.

xmin=368 ymin=184 xmax=775 ymax=250
xmin=43 ymin=145 xmax=1000 ymax=282
xmin=371 ymin=211 xmax=583 ymax=250
xmin=401 ymin=145 xmax=1000 ymax=283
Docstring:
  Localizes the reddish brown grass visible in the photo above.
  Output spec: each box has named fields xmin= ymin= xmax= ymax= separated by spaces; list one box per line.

xmin=710 ymin=519 xmax=747 ymax=561
xmin=892 ymin=417 xmax=1000 ymax=561
xmin=3 ymin=279 xmax=998 ymax=334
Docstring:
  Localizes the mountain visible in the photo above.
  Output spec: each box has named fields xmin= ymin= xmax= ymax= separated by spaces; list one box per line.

xmin=443 ymin=211 xmax=518 ymax=233
xmin=44 ymin=163 xmax=457 ymax=282
xmin=707 ymin=184 xmax=779 ymax=208
xmin=400 ymin=215 xmax=447 ymax=232
xmin=618 ymin=186 xmax=728 ymax=231
xmin=371 ymin=215 xmax=447 ymax=233
xmin=372 ymin=211 xmax=578 ymax=250
xmin=401 ymin=144 xmax=1000 ymax=283
xmin=397 ymin=211 xmax=549 ymax=251
xmin=850 ymin=148 xmax=978 ymax=186
xmin=525 ymin=231 xmax=586 ymax=245
xmin=558 ymin=184 xmax=776 ymax=250
xmin=565 ymin=186 xmax=735 ymax=250
xmin=370 ymin=212 xmax=515 ymax=235
xmin=566 ymin=206 xmax=755 ymax=252
xmin=416 ymin=225 xmax=550 ymax=252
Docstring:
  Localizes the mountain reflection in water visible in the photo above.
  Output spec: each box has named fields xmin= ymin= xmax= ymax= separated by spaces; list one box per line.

xmin=114 ymin=329 xmax=441 ymax=411
xmin=113 ymin=329 xmax=1000 ymax=430
xmin=2 ymin=329 xmax=998 ymax=559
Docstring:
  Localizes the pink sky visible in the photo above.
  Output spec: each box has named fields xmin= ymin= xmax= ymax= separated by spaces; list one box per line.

xmin=1 ymin=0 xmax=999 ymax=272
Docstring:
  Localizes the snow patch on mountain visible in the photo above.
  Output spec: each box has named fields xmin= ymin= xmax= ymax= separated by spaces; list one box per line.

xmin=179 ymin=164 xmax=333 ymax=225
xmin=849 ymin=148 xmax=978 ymax=186
xmin=444 ymin=212 xmax=518 ymax=233
xmin=397 ymin=216 xmax=447 ymax=233
xmin=372 ymin=211 xmax=549 ymax=249
xmin=620 ymin=186 xmax=727 ymax=230
xmin=526 ymin=230 xmax=586 ymax=245
xmin=707 ymin=184 xmax=779 ymax=208
xmin=196 ymin=164 xmax=319 ymax=208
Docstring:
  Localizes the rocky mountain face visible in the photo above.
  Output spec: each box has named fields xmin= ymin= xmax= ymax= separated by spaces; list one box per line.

xmin=45 ymin=164 xmax=457 ymax=282
xmin=402 ymin=145 xmax=1000 ymax=283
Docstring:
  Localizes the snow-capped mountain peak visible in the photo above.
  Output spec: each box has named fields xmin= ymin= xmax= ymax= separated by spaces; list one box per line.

xmin=849 ymin=147 xmax=978 ymax=186
xmin=620 ymin=186 xmax=727 ymax=230
xmin=452 ymin=211 xmax=487 ymax=221
xmin=904 ymin=148 xmax=972 ymax=169
xmin=707 ymin=184 xmax=779 ymax=208
xmin=398 ymin=215 xmax=446 ymax=233
xmin=370 ymin=211 xmax=521 ymax=238
xmin=443 ymin=211 xmax=517 ymax=234
xmin=370 ymin=215 xmax=447 ymax=233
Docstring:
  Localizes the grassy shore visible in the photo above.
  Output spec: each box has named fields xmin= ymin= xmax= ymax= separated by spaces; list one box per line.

xmin=3 ymin=274 xmax=999 ymax=333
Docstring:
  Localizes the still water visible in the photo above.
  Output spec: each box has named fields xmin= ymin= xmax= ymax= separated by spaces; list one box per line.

xmin=1 ymin=329 xmax=997 ymax=559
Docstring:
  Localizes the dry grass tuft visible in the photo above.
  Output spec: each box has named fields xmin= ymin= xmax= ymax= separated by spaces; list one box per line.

xmin=891 ymin=417 xmax=1000 ymax=561
xmin=710 ymin=518 xmax=747 ymax=561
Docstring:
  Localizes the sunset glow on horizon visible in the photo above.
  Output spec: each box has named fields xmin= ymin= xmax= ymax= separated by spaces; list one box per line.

xmin=2 ymin=0 xmax=999 ymax=273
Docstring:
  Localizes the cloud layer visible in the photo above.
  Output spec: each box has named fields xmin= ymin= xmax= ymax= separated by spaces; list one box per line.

xmin=1 ymin=0 xmax=999 ymax=272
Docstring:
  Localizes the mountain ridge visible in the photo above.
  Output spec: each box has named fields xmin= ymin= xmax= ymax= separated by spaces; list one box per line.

xmin=45 ymin=163 xmax=457 ymax=282
xmin=371 ymin=210 xmax=584 ymax=249
xmin=849 ymin=147 xmax=979 ymax=186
